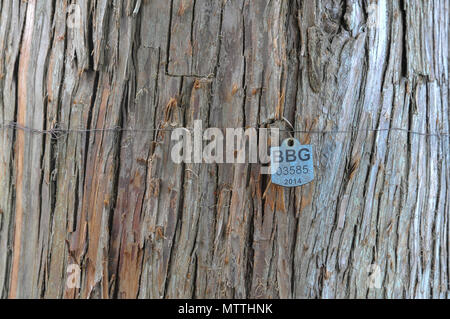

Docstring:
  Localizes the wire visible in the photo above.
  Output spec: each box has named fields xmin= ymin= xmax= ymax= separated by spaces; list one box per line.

xmin=0 ymin=121 xmax=448 ymax=140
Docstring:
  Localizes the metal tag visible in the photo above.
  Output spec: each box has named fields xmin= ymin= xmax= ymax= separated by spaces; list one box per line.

xmin=270 ymin=138 xmax=314 ymax=187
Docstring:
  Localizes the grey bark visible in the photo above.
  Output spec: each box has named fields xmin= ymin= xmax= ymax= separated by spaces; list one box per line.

xmin=0 ymin=0 xmax=449 ymax=299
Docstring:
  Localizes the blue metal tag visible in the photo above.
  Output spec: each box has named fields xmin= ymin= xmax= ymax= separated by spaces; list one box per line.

xmin=270 ymin=138 xmax=314 ymax=187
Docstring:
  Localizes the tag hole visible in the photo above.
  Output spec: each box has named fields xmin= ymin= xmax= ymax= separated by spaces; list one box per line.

xmin=287 ymin=139 xmax=294 ymax=147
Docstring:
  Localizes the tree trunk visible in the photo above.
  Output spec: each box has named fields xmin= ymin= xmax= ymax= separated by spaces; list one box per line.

xmin=0 ymin=0 xmax=448 ymax=299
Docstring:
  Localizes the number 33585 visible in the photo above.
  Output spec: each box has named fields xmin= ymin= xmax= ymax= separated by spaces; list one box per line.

xmin=275 ymin=165 xmax=309 ymax=176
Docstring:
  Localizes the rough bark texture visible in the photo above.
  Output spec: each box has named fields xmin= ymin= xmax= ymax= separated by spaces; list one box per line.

xmin=0 ymin=0 xmax=449 ymax=299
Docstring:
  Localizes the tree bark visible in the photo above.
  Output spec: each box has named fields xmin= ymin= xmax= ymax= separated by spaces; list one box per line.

xmin=0 ymin=0 xmax=448 ymax=299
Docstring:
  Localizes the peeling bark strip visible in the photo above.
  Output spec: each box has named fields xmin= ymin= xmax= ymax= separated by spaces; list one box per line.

xmin=9 ymin=0 xmax=36 ymax=299
xmin=0 ymin=0 xmax=449 ymax=299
